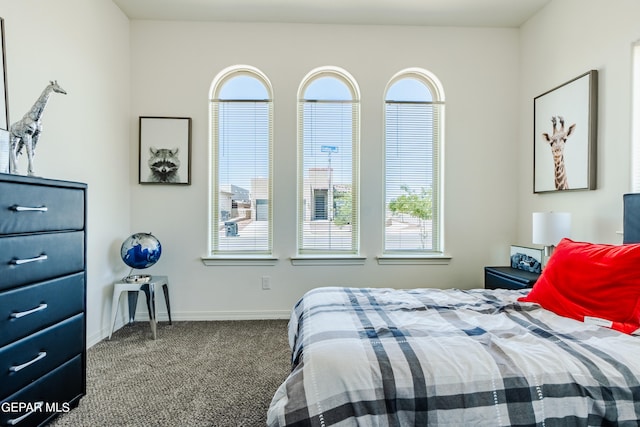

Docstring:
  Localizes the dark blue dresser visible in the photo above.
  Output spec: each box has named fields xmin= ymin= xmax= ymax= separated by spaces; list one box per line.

xmin=0 ymin=173 xmax=86 ymax=426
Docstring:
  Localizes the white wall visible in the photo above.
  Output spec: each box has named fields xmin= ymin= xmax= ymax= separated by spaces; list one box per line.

xmin=517 ymin=0 xmax=640 ymax=245
xmin=128 ymin=21 xmax=522 ymax=319
xmin=14 ymin=1 xmax=622 ymax=343
xmin=0 ymin=0 xmax=131 ymax=346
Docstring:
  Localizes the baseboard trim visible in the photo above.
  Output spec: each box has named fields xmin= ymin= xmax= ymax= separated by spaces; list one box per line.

xmin=90 ymin=309 xmax=291 ymax=348
xmin=166 ymin=310 xmax=292 ymax=321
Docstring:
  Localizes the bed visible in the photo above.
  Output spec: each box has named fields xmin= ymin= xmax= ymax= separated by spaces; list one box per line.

xmin=267 ymin=196 xmax=640 ymax=426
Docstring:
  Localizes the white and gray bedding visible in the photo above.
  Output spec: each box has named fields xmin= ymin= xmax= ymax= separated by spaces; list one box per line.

xmin=267 ymin=286 xmax=640 ymax=426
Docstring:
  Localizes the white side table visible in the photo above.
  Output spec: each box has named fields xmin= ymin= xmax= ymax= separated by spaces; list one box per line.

xmin=109 ymin=275 xmax=172 ymax=340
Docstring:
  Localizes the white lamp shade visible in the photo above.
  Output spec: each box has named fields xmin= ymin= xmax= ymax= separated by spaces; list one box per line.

xmin=532 ymin=212 xmax=571 ymax=246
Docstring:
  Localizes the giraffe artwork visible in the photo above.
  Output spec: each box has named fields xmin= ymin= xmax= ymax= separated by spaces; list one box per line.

xmin=8 ymin=80 xmax=67 ymax=176
xmin=541 ymin=116 xmax=575 ymax=190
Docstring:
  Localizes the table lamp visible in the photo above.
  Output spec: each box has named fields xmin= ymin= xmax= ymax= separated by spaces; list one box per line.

xmin=532 ymin=212 xmax=571 ymax=257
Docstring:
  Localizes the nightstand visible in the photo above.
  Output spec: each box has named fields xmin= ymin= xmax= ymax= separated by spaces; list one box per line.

xmin=484 ymin=266 xmax=540 ymax=290
xmin=109 ymin=275 xmax=172 ymax=340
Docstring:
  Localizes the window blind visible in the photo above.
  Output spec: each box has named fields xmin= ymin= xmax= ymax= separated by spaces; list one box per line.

xmin=384 ymin=100 xmax=442 ymax=253
xmin=298 ymin=99 xmax=359 ymax=254
xmin=211 ymin=99 xmax=273 ymax=254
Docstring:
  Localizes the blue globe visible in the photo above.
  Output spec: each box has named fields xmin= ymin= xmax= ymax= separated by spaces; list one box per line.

xmin=120 ymin=233 xmax=162 ymax=269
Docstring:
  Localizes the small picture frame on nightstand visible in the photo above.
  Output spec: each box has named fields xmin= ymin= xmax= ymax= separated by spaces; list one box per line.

xmin=510 ymin=245 xmax=543 ymax=273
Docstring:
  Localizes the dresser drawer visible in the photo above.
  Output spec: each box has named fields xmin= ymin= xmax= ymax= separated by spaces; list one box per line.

xmin=0 ymin=355 xmax=83 ymax=427
xmin=0 ymin=182 xmax=84 ymax=235
xmin=0 ymin=273 xmax=84 ymax=347
xmin=0 ymin=314 xmax=84 ymax=399
xmin=0 ymin=231 xmax=84 ymax=292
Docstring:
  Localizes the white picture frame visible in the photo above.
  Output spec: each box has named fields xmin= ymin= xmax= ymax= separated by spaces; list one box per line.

xmin=0 ymin=17 xmax=9 ymax=131
xmin=0 ymin=128 xmax=8 ymax=173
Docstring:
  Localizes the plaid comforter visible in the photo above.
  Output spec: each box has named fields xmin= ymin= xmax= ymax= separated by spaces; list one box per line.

xmin=267 ymin=287 xmax=640 ymax=426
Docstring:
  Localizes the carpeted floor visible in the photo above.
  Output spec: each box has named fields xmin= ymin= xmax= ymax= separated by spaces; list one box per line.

xmin=50 ymin=320 xmax=291 ymax=427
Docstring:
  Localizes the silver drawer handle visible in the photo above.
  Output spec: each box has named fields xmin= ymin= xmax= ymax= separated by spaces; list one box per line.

xmin=6 ymin=401 xmax=44 ymax=425
xmin=9 ymin=351 xmax=47 ymax=373
xmin=11 ymin=254 xmax=48 ymax=265
xmin=10 ymin=205 xmax=48 ymax=212
xmin=10 ymin=303 xmax=48 ymax=319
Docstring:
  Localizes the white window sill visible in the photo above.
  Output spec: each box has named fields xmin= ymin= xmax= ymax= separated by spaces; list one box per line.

xmin=201 ymin=254 xmax=450 ymax=266
xmin=201 ymin=256 xmax=279 ymax=266
xmin=376 ymin=253 xmax=452 ymax=265
xmin=290 ymin=255 xmax=367 ymax=266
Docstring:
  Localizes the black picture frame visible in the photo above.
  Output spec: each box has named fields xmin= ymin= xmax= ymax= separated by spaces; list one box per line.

xmin=139 ymin=116 xmax=192 ymax=185
xmin=533 ymin=70 xmax=597 ymax=193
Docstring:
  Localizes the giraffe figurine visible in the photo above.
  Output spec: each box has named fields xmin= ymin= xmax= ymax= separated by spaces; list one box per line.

xmin=542 ymin=116 xmax=575 ymax=190
xmin=9 ymin=81 xmax=67 ymax=176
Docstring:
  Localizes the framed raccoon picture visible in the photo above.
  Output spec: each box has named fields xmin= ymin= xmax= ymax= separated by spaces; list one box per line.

xmin=139 ymin=116 xmax=191 ymax=185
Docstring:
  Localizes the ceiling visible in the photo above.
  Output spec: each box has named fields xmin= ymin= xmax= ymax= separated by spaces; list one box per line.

xmin=112 ymin=0 xmax=552 ymax=28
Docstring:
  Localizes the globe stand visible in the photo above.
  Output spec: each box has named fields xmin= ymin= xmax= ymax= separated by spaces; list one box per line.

xmin=124 ymin=271 xmax=152 ymax=284
xmin=109 ymin=275 xmax=172 ymax=340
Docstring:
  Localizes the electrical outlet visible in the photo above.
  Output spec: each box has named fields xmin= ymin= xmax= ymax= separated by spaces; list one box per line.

xmin=262 ymin=276 xmax=271 ymax=290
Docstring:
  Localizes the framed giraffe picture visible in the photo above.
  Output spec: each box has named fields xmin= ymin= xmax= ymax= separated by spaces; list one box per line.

xmin=533 ymin=70 xmax=598 ymax=193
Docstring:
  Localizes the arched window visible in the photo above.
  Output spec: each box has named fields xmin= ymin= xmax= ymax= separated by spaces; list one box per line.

xmin=297 ymin=67 xmax=360 ymax=254
xmin=209 ymin=65 xmax=273 ymax=255
xmin=384 ymin=68 xmax=445 ymax=253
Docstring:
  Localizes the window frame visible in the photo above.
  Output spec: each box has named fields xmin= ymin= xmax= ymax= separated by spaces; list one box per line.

xmin=204 ymin=65 xmax=276 ymax=264
xmin=293 ymin=66 xmax=362 ymax=263
xmin=378 ymin=68 xmax=449 ymax=265
xmin=632 ymin=42 xmax=640 ymax=192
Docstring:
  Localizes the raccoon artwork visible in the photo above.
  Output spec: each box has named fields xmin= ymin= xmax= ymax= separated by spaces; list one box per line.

xmin=147 ymin=147 xmax=181 ymax=183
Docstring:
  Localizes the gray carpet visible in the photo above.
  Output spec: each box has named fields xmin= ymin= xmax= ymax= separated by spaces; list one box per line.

xmin=50 ymin=320 xmax=291 ymax=427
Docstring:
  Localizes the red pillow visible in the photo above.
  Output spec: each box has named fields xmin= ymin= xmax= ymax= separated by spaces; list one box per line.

xmin=518 ymin=238 xmax=640 ymax=334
